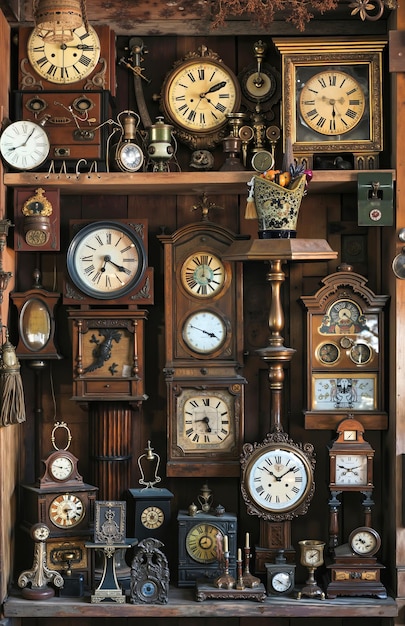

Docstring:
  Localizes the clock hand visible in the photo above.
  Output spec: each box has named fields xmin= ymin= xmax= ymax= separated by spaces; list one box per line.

xmin=189 ymin=324 xmax=219 ymax=339
xmin=195 ymin=416 xmax=212 ymax=432
xmin=8 ymin=128 xmax=36 ymax=150
xmin=62 ymin=44 xmax=94 ymax=50
xmin=103 ymin=255 xmax=131 ymax=274
xmin=200 ymin=81 xmax=227 ymax=97
xmin=278 ymin=465 xmax=298 ymax=479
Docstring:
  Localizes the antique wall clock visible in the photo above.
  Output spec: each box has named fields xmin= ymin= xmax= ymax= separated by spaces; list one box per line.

xmin=177 ymin=508 xmax=237 ymax=587
xmin=64 ymin=219 xmax=153 ymax=307
xmin=13 ymin=187 xmax=60 ymax=252
xmin=18 ymin=25 xmax=116 ymax=93
xmin=158 ymin=220 xmax=246 ymax=477
xmin=0 ymin=119 xmax=50 ymax=170
xmin=20 ymin=423 xmax=97 ymax=584
xmin=301 ymin=266 xmax=389 ymax=430
xmin=273 ymin=38 xmax=386 ymax=169
xmin=160 ymin=45 xmax=241 ymax=150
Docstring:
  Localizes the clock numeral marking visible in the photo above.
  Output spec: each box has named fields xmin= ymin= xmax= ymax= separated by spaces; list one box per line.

xmin=200 ymin=112 xmax=206 ymax=125
xmin=318 ymin=77 xmax=327 ymax=88
xmin=47 ymin=64 xmax=57 ymax=77
xmin=188 ymin=110 xmax=197 ymax=123
xmin=215 ymin=103 xmax=226 ymax=113
xmin=198 ymin=68 xmax=205 ymax=80
xmin=187 ymin=71 xmax=196 ymax=83
xmin=329 ymin=74 xmax=337 ymax=86
xmin=95 ymin=235 xmax=103 ymax=246
xmin=345 ymin=108 xmax=358 ymax=119
xmin=218 ymin=93 xmax=230 ymax=99
xmin=316 ymin=117 xmax=326 ymax=129
xmin=78 ymin=55 xmax=93 ymax=68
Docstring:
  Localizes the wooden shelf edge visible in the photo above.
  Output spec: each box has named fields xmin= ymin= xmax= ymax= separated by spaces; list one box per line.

xmin=2 ymin=170 xmax=396 ymax=196
xmin=3 ymin=588 xmax=398 ymax=618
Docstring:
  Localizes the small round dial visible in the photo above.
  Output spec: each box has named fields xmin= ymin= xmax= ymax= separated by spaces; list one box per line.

xmin=116 ymin=142 xmax=144 ymax=172
xmin=270 ymin=571 xmax=293 ymax=592
xmin=49 ymin=455 xmax=74 ymax=481
xmin=349 ymin=343 xmax=372 ymax=365
xmin=251 ymin=150 xmax=275 ymax=173
xmin=185 ymin=523 xmax=223 ymax=563
xmin=27 ymin=25 xmax=101 ymax=85
xmin=141 ymin=506 xmax=165 ymax=529
xmin=66 ymin=220 xmax=146 ymax=299
xmin=0 ymin=120 xmax=50 ymax=170
xmin=182 ymin=310 xmax=228 ymax=355
xmin=303 ymin=547 xmax=323 ymax=566
xmin=180 ymin=252 xmax=226 ymax=298
xmin=243 ymin=444 xmax=313 ymax=514
xmin=349 ymin=526 xmax=381 ymax=557
xmin=299 ymin=70 xmax=365 ymax=136
xmin=318 ymin=342 xmax=339 ymax=364
xmin=139 ymin=580 xmax=158 ymax=601
xmin=31 ymin=523 xmax=50 ymax=541
xmin=334 ymin=454 xmax=368 ymax=485
xmin=49 ymin=493 xmax=85 ymax=528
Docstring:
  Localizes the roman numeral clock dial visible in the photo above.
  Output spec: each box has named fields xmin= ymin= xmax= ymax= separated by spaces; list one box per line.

xmin=299 ymin=70 xmax=365 ymax=136
xmin=27 ymin=25 xmax=101 ymax=85
xmin=160 ymin=46 xmax=241 ymax=149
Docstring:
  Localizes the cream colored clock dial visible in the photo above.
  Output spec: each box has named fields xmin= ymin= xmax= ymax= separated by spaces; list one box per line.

xmin=299 ymin=70 xmax=365 ymax=136
xmin=49 ymin=493 xmax=85 ymax=528
xmin=180 ymin=252 xmax=226 ymax=298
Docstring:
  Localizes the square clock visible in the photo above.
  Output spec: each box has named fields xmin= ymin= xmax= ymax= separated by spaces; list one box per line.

xmin=273 ymin=37 xmax=387 ymax=169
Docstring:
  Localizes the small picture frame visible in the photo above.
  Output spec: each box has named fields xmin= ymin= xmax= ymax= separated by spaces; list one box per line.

xmin=311 ymin=372 xmax=377 ymax=411
xmin=94 ymin=501 xmax=127 ymax=545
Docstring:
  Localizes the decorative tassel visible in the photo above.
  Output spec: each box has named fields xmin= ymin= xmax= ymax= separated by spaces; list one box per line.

xmin=245 ymin=176 xmax=258 ymax=219
xmin=0 ymin=327 xmax=25 ymax=426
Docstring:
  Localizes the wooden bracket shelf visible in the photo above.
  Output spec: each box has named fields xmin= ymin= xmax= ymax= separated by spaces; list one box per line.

xmin=3 ymin=170 xmax=396 ymax=196
xmin=3 ymin=588 xmax=398 ymax=619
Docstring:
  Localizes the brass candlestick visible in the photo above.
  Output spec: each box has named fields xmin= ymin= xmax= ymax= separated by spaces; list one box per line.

xmin=236 ymin=550 xmax=245 ymax=590
xmin=214 ymin=550 xmax=235 ymax=589
xmin=242 ymin=546 xmax=261 ymax=588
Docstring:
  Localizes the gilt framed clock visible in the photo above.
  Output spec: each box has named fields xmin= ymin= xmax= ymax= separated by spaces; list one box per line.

xmin=273 ymin=38 xmax=386 ymax=169
xmin=160 ymin=45 xmax=241 ymax=150
xmin=158 ymin=221 xmax=247 ymax=477
xmin=301 ymin=267 xmax=389 ymax=430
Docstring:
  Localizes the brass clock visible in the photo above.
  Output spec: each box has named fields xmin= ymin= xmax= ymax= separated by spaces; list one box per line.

xmin=180 ymin=251 xmax=227 ymax=298
xmin=160 ymin=45 xmax=241 ymax=149
xmin=301 ymin=267 xmax=389 ymax=430
xmin=273 ymin=37 xmax=386 ymax=169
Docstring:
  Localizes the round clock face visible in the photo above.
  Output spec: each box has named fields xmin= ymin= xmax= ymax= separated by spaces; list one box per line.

xmin=0 ymin=120 xmax=50 ymax=170
xmin=49 ymin=493 xmax=85 ymax=528
xmin=349 ymin=343 xmax=372 ymax=365
xmin=243 ymin=444 xmax=313 ymax=514
xmin=318 ymin=342 xmax=340 ymax=364
xmin=116 ymin=142 xmax=144 ymax=172
xmin=185 ymin=523 xmax=223 ymax=563
xmin=180 ymin=252 xmax=227 ymax=299
xmin=182 ymin=310 xmax=228 ymax=355
xmin=162 ymin=57 xmax=240 ymax=135
xmin=181 ymin=393 xmax=232 ymax=450
xmin=31 ymin=523 xmax=50 ymax=541
xmin=141 ymin=506 xmax=165 ymax=530
xmin=66 ymin=221 xmax=146 ymax=299
xmin=49 ymin=455 xmax=74 ymax=481
xmin=334 ymin=454 xmax=367 ymax=485
xmin=137 ymin=579 xmax=159 ymax=602
xmin=270 ymin=571 xmax=293 ymax=593
xmin=349 ymin=526 xmax=381 ymax=557
xmin=251 ymin=150 xmax=275 ymax=173
xmin=299 ymin=70 xmax=365 ymax=136
xmin=27 ymin=25 xmax=101 ymax=85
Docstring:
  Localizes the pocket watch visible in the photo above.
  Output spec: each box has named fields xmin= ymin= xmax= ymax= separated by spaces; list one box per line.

xmin=27 ymin=25 xmax=101 ymax=85
xmin=49 ymin=493 xmax=85 ymax=528
xmin=160 ymin=45 xmax=241 ymax=149
xmin=66 ymin=220 xmax=147 ymax=300
xmin=181 ymin=310 xmax=229 ymax=355
xmin=348 ymin=526 xmax=381 ymax=557
xmin=0 ymin=120 xmax=50 ymax=170
xmin=180 ymin=252 xmax=227 ymax=299
xmin=240 ymin=432 xmax=315 ymax=521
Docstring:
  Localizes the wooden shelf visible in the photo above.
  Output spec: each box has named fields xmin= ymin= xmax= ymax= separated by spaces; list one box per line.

xmin=3 ymin=588 xmax=398 ymax=619
xmin=2 ymin=170 xmax=396 ymax=196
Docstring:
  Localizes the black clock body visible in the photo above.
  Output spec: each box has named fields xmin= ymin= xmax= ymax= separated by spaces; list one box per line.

xmin=177 ymin=510 xmax=237 ymax=588
xmin=126 ymin=488 xmax=174 ymax=542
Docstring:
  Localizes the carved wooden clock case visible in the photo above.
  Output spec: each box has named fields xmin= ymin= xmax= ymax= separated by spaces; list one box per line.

xmin=301 ymin=266 xmax=389 ymax=430
xmin=159 ymin=221 xmax=246 ymax=477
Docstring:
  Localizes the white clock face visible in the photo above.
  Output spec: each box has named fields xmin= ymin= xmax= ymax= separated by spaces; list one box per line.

xmin=271 ymin=571 xmax=293 ymax=592
xmin=67 ymin=221 xmax=146 ymax=299
xmin=182 ymin=310 xmax=228 ymax=354
xmin=349 ymin=527 xmax=380 ymax=556
xmin=246 ymin=445 xmax=311 ymax=513
xmin=303 ymin=547 xmax=323 ymax=566
xmin=0 ymin=120 xmax=50 ymax=170
xmin=50 ymin=455 xmax=74 ymax=481
xmin=334 ymin=454 xmax=367 ymax=485
xmin=27 ymin=25 xmax=101 ymax=85
xmin=116 ymin=142 xmax=144 ymax=172
xmin=182 ymin=394 xmax=231 ymax=449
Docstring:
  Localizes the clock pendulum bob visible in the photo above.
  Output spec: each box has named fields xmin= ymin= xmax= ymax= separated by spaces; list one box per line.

xmin=177 ymin=509 xmax=237 ymax=588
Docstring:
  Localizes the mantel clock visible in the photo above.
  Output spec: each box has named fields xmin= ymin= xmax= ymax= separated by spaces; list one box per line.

xmin=158 ymin=220 xmax=246 ymax=477
xmin=273 ymin=38 xmax=386 ymax=169
xmin=301 ymin=267 xmax=389 ymax=430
